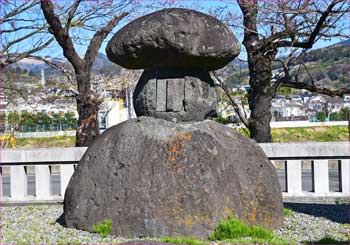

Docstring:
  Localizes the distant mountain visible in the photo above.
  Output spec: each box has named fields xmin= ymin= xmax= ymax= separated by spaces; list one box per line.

xmin=275 ymin=39 xmax=350 ymax=91
xmin=92 ymin=53 xmax=121 ymax=76
xmin=334 ymin=38 xmax=350 ymax=47
xmin=8 ymin=53 xmax=121 ymax=77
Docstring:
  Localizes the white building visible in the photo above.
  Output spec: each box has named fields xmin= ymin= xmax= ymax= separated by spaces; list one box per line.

xmin=272 ymin=100 xmax=306 ymax=119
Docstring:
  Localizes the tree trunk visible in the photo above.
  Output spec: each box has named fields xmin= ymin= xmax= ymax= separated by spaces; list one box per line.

xmin=75 ymin=69 xmax=100 ymax=146
xmin=247 ymin=52 xmax=275 ymax=143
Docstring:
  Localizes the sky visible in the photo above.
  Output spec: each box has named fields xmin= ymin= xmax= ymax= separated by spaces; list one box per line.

xmin=4 ymin=0 xmax=349 ymax=62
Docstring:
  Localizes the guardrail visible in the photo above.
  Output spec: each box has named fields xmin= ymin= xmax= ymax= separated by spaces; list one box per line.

xmin=1 ymin=142 xmax=349 ymax=204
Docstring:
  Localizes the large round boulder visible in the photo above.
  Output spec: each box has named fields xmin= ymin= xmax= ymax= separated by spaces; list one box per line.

xmin=133 ymin=69 xmax=217 ymax=122
xmin=64 ymin=117 xmax=283 ymax=239
xmin=106 ymin=8 xmax=240 ymax=70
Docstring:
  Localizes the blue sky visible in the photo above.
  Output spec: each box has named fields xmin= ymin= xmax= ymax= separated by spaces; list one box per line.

xmin=7 ymin=0 xmax=349 ymax=62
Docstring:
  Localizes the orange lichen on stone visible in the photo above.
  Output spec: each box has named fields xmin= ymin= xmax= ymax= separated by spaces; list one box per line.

xmin=169 ymin=142 xmax=182 ymax=161
xmin=183 ymin=216 xmax=195 ymax=228
xmin=175 ymin=214 xmax=212 ymax=229
xmin=167 ymin=132 xmax=193 ymax=161
xmin=264 ymin=212 xmax=272 ymax=226
xmin=177 ymin=132 xmax=193 ymax=141
xmin=176 ymin=166 xmax=183 ymax=173
xmin=250 ymin=206 xmax=257 ymax=222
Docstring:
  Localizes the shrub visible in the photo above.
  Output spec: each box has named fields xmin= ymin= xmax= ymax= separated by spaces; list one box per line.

xmin=316 ymin=111 xmax=327 ymax=122
xmin=92 ymin=219 xmax=112 ymax=238
xmin=213 ymin=116 xmax=231 ymax=125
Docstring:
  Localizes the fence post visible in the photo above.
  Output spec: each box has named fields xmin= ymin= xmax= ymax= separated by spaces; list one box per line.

xmin=341 ymin=159 xmax=350 ymax=195
xmin=314 ymin=160 xmax=329 ymax=194
xmin=287 ymin=160 xmax=302 ymax=194
xmin=35 ymin=165 xmax=51 ymax=200
xmin=10 ymin=166 xmax=26 ymax=200
xmin=60 ymin=165 xmax=75 ymax=197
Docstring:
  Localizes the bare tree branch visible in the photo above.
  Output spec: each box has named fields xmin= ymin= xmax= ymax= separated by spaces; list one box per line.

xmin=276 ymin=0 xmax=348 ymax=48
xmin=40 ymin=0 xmax=83 ymax=70
xmin=2 ymin=37 xmax=54 ymax=68
xmin=1 ymin=1 xmax=53 ymax=68
xmin=65 ymin=0 xmax=82 ymax=32
xmin=281 ymin=80 xmax=350 ymax=97
xmin=84 ymin=12 xmax=128 ymax=66
xmin=211 ymin=71 xmax=249 ymax=128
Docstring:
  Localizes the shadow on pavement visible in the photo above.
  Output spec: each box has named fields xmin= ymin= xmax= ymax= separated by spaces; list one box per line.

xmin=56 ymin=213 xmax=65 ymax=226
xmin=284 ymin=202 xmax=350 ymax=224
xmin=303 ymin=237 xmax=350 ymax=244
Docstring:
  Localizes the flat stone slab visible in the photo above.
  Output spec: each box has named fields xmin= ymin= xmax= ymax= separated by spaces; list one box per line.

xmin=64 ymin=117 xmax=283 ymax=239
xmin=106 ymin=8 xmax=240 ymax=70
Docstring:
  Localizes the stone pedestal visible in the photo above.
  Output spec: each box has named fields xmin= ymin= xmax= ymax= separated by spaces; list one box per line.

xmin=64 ymin=117 xmax=283 ymax=239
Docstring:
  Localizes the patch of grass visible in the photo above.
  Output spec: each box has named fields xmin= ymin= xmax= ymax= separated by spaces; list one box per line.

xmin=272 ymin=126 xmax=349 ymax=142
xmin=342 ymin=223 xmax=350 ymax=228
xmin=303 ymin=237 xmax=350 ymax=244
xmin=283 ymin=208 xmax=293 ymax=216
xmin=236 ymin=127 xmax=250 ymax=138
xmin=217 ymin=237 xmax=295 ymax=244
xmin=92 ymin=219 xmax=113 ymax=238
xmin=15 ymin=135 xmax=75 ymax=148
xmin=160 ymin=237 xmax=209 ymax=245
xmin=161 ymin=236 xmax=293 ymax=245
xmin=210 ymin=217 xmax=274 ymax=241
xmin=159 ymin=217 xmax=294 ymax=245
xmin=208 ymin=217 xmax=293 ymax=244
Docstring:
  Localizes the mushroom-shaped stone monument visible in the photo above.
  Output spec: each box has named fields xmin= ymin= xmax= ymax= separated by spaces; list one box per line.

xmin=64 ymin=8 xmax=283 ymax=239
xmin=106 ymin=8 xmax=240 ymax=122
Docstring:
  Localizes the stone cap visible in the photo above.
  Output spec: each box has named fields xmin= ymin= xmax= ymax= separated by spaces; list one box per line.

xmin=106 ymin=8 xmax=240 ymax=70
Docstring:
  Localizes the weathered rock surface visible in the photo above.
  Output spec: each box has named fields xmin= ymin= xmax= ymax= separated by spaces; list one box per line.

xmin=106 ymin=8 xmax=240 ymax=70
xmin=133 ymin=69 xmax=217 ymax=122
xmin=64 ymin=117 xmax=283 ymax=239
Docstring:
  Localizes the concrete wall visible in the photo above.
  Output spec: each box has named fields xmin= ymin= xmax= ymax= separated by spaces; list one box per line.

xmin=1 ymin=142 xmax=349 ymax=204
xmin=270 ymin=120 xmax=348 ymax=128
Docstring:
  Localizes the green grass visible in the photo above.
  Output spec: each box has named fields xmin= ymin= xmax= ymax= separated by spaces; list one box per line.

xmin=160 ymin=237 xmax=209 ymax=245
xmin=209 ymin=217 xmax=292 ymax=244
xmin=283 ymin=208 xmax=293 ymax=216
xmin=13 ymin=135 xmax=75 ymax=148
xmin=4 ymin=125 xmax=348 ymax=149
xmin=236 ymin=125 xmax=349 ymax=143
xmin=92 ymin=219 xmax=113 ymax=238
xmin=160 ymin=218 xmax=294 ymax=245
xmin=210 ymin=217 xmax=274 ymax=240
xmin=271 ymin=126 xmax=349 ymax=142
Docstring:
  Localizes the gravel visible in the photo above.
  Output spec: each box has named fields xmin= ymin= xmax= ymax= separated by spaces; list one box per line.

xmin=1 ymin=204 xmax=349 ymax=244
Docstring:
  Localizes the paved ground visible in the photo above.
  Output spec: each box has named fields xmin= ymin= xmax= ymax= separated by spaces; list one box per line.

xmin=1 ymin=204 xmax=349 ymax=244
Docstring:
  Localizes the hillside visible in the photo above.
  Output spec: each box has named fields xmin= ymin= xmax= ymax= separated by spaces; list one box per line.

xmin=223 ymin=38 xmax=350 ymax=90
xmin=293 ymin=42 xmax=350 ymax=90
